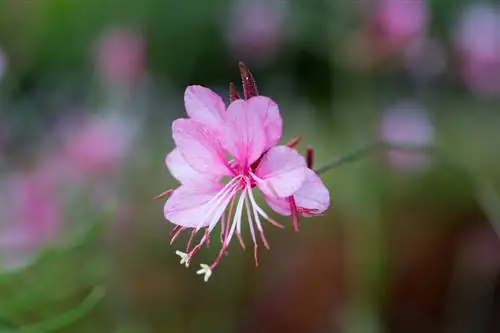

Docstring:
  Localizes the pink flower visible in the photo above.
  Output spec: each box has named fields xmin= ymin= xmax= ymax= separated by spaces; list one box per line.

xmin=453 ymin=4 xmax=500 ymax=96
xmin=373 ymin=0 xmax=428 ymax=45
xmin=162 ymin=85 xmax=329 ymax=281
xmin=94 ymin=27 xmax=146 ymax=87
xmin=379 ymin=101 xmax=434 ymax=171
xmin=59 ymin=113 xmax=135 ymax=176
xmin=226 ymin=0 xmax=288 ymax=64
xmin=0 ymin=169 xmax=61 ymax=270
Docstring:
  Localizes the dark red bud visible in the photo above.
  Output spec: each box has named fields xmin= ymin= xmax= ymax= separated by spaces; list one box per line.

xmin=238 ymin=61 xmax=258 ymax=99
xmin=306 ymin=146 xmax=314 ymax=169
xmin=229 ymin=82 xmax=241 ymax=102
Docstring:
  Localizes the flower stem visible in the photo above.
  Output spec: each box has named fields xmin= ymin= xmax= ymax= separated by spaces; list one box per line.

xmin=19 ymin=286 xmax=105 ymax=333
xmin=314 ymin=141 xmax=438 ymax=175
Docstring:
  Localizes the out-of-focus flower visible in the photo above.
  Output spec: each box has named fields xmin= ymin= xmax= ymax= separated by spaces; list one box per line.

xmin=0 ymin=169 xmax=61 ymax=271
xmin=94 ymin=27 xmax=146 ymax=87
xmin=59 ymin=113 xmax=137 ymax=177
xmin=379 ymin=101 xmax=434 ymax=171
xmin=0 ymin=47 xmax=6 ymax=82
xmin=403 ymin=37 xmax=447 ymax=83
xmin=226 ymin=0 xmax=288 ymax=65
xmin=453 ymin=4 xmax=500 ymax=96
xmin=162 ymin=81 xmax=329 ymax=281
xmin=372 ymin=0 xmax=428 ymax=46
xmin=345 ymin=0 xmax=428 ymax=69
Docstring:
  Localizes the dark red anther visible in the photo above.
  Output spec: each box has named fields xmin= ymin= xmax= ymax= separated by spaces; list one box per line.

xmin=238 ymin=61 xmax=258 ymax=99
xmin=229 ymin=82 xmax=241 ymax=102
xmin=306 ymin=146 xmax=314 ymax=169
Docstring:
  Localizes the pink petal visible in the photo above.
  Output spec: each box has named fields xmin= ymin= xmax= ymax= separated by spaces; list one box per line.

xmin=265 ymin=169 xmax=330 ymax=216
xmin=164 ymin=182 xmax=223 ymax=228
xmin=223 ymin=99 xmax=267 ymax=167
xmin=172 ymin=119 xmax=230 ymax=177
xmin=255 ymin=145 xmax=307 ymax=198
xmin=184 ymin=85 xmax=226 ymax=130
xmin=165 ymin=148 xmax=217 ymax=184
xmin=247 ymin=96 xmax=283 ymax=149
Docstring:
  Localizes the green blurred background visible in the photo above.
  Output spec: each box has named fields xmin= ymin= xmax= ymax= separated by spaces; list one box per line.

xmin=1 ymin=0 xmax=500 ymax=332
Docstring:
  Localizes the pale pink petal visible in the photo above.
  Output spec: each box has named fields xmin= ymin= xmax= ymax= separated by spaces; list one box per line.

xmin=223 ymin=99 xmax=267 ymax=167
xmin=265 ymin=169 xmax=329 ymax=216
xmin=263 ymin=195 xmax=290 ymax=216
xmin=164 ymin=182 xmax=223 ymax=228
xmin=165 ymin=148 xmax=216 ymax=184
xmin=172 ymin=119 xmax=230 ymax=177
xmin=184 ymin=85 xmax=226 ymax=129
xmin=254 ymin=145 xmax=307 ymax=198
xmin=247 ymin=96 xmax=283 ymax=149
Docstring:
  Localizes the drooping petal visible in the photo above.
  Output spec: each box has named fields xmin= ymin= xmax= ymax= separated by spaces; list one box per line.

xmin=254 ymin=145 xmax=307 ymax=198
xmin=172 ymin=119 xmax=230 ymax=177
xmin=223 ymin=99 xmax=267 ymax=168
xmin=247 ymin=96 xmax=283 ymax=149
xmin=164 ymin=182 xmax=224 ymax=228
xmin=165 ymin=148 xmax=217 ymax=184
xmin=184 ymin=85 xmax=226 ymax=130
xmin=264 ymin=169 xmax=330 ymax=216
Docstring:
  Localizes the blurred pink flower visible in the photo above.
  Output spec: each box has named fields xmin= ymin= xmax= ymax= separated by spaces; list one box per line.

xmin=372 ymin=0 xmax=428 ymax=45
xmin=379 ymin=101 xmax=434 ymax=170
xmin=226 ymin=0 xmax=288 ymax=64
xmin=0 ymin=47 xmax=6 ymax=82
xmin=0 ymin=169 xmax=61 ymax=270
xmin=95 ymin=27 xmax=146 ymax=87
xmin=453 ymin=4 xmax=500 ymax=96
xmin=60 ymin=113 xmax=136 ymax=177
xmin=163 ymin=85 xmax=329 ymax=281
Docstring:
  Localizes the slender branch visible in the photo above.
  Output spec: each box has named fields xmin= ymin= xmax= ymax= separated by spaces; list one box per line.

xmin=314 ymin=140 xmax=500 ymax=239
xmin=20 ymin=286 xmax=105 ymax=333
xmin=314 ymin=141 xmax=439 ymax=175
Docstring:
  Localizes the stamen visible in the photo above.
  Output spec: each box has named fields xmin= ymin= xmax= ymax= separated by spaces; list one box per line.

xmin=246 ymin=184 xmax=284 ymax=229
xmin=286 ymin=136 xmax=302 ymax=148
xmin=246 ymin=186 xmax=270 ymax=250
xmin=289 ymin=196 xmax=300 ymax=232
xmin=224 ymin=189 xmax=247 ymax=247
xmin=169 ymin=225 xmax=181 ymax=237
xmin=185 ymin=228 xmax=197 ymax=252
xmin=196 ymin=264 xmax=212 ymax=282
xmin=254 ymin=244 xmax=259 ymax=267
xmin=194 ymin=176 xmax=241 ymax=232
xmin=244 ymin=195 xmax=259 ymax=267
xmin=154 ymin=189 xmax=173 ymax=200
xmin=249 ymin=171 xmax=280 ymax=198
xmin=175 ymin=251 xmax=190 ymax=267
xmin=170 ymin=227 xmax=187 ymax=245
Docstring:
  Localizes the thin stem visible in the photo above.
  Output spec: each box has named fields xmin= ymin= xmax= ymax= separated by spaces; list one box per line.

xmin=314 ymin=141 xmax=438 ymax=175
xmin=20 ymin=286 xmax=105 ymax=333
xmin=315 ymin=140 xmax=500 ymax=240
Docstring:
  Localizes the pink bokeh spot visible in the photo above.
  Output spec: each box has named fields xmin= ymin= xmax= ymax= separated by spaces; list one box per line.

xmin=453 ymin=4 xmax=500 ymax=96
xmin=379 ymin=101 xmax=434 ymax=171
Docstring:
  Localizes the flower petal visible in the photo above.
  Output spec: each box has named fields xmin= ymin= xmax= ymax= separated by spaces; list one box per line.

xmin=184 ymin=85 xmax=226 ymax=130
xmin=223 ymin=99 xmax=267 ymax=167
xmin=254 ymin=146 xmax=307 ymax=198
xmin=247 ymin=96 xmax=283 ymax=149
xmin=172 ymin=119 xmax=230 ymax=177
xmin=165 ymin=148 xmax=216 ymax=184
xmin=164 ymin=182 xmax=223 ymax=228
xmin=264 ymin=169 xmax=330 ymax=216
